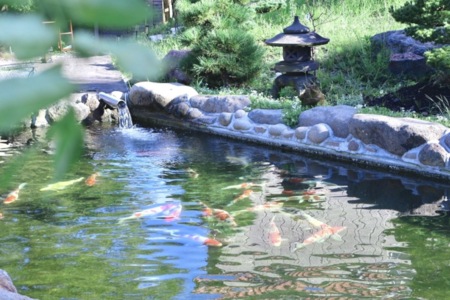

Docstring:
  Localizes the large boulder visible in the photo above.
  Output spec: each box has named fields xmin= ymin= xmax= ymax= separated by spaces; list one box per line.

xmin=128 ymin=82 xmax=198 ymax=110
xmin=0 ymin=269 xmax=35 ymax=300
xmin=189 ymin=95 xmax=250 ymax=113
xmin=349 ymin=114 xmax=450 ymax=156
xmin=299 ymin=105 xmax=356 ymax=138
xmin=371 ymin=30 xmax=440 ymax=56
xmin=161 ymin=50 xmax=192 ymax=84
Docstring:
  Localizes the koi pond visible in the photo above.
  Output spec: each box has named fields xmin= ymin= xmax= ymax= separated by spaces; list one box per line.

xmin=1 ymin=124 xmax=449 ymax=299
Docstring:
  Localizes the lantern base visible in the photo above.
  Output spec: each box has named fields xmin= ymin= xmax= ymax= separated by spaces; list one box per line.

xmin=272 ymin=73 xmax=325 ymax=106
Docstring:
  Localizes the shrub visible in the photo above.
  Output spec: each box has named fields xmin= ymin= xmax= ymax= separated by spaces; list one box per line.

xmin=176 ymin=0 xmax=265 ymax=88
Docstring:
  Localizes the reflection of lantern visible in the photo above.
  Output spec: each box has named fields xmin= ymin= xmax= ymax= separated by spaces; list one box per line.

xmin=265 ymin=16 xmax=329 ymax=105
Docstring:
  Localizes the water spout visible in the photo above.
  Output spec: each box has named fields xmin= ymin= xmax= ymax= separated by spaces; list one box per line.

xmin=98 ymin=92 xmax=127 ymax=109
xmin=98 ymin=92 xmax=133 ymax=128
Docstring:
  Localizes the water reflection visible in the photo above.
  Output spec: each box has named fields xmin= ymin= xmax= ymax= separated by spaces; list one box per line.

xmin=0 ymin=125 xmax=449 ymax=299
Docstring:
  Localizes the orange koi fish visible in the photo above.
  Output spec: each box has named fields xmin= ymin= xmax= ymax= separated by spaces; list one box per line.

xmin=3 ymin=183 xmax=27 ymax=204
xmin=119 ymin=203 xmax=182 ymax=223
xmin=203 ymin=207 xmax=237 ymax=226
xmin=292 ymin=224 xmax=346 ymax=252
xmin=85 ymin=172 xmax=99 ymax=186
xmin=176 ymin=233 xmax=223 ymax=247
xmin=268 ymin=216 xmax=282 ymax=247
xmin=222 ymin=182 xmax=263 ymax=190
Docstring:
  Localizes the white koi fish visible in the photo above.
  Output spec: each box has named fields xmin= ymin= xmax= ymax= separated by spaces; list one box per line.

xmin=40 ymin=177 xmax=84 ymax=191
xmin=172 ymin=232 xmax=222 ymax=247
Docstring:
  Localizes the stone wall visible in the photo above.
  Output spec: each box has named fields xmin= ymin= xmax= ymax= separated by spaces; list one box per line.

xmin=124 ymin=81 xmax=450 ymax=181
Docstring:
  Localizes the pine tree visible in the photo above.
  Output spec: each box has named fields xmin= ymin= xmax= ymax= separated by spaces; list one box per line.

xmin=176 ymin=0 xmax=265 ymax=88
xmin=390 ymin=0 xmax=449 ymax=83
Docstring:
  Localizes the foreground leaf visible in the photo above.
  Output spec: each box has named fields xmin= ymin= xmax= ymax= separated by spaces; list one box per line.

xmin=47 ymin=109 xmax=85 ymax=180
xmin=0 ymin=65 xmax=75 ymax=130
xmin=0 ymin=14 xmax=57 ymax=60
xmin=61 ymin=0 xmax=153 ymax=28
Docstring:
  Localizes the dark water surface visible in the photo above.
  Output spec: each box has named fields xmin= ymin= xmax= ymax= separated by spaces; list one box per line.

xmin=0 ymin=125 xmax=449 ymax=299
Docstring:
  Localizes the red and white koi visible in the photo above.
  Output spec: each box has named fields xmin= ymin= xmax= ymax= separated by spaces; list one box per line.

xmin=3 ymin=183 xmax=27 ymax=204
xmin=268 ymin=216 xmax=282 ymax=247
xmin=163 ymin=203 xmax=183 ymax=222
xmin=118 ymin=203 xmax=182 ymax=223
xmin=292 ymin=224 xmax=346 ymax=252
xmin=203 ymin=207 xmax=237 ymax=226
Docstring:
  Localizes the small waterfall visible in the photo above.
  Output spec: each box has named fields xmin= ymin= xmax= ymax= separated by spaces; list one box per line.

xmin=98 ymin=92 xmax=133 ymax=129
xmin=118 ymin=104 xmax=133 ymax=129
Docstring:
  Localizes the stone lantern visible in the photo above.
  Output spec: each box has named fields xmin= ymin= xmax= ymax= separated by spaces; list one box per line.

xmin=265 ymin=16 xmax=329 ymax=106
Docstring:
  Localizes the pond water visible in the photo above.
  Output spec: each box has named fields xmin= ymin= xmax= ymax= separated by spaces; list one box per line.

xmin=0 ymin=124 xmax=449 ymax=299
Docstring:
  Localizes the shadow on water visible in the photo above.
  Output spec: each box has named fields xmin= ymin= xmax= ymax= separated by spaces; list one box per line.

xmin=0 ymin=124 xmax=449 ymax=299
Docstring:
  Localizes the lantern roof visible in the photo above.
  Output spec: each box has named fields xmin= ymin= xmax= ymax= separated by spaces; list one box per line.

xmin=265 ymin=16 xmax=330 ymax=47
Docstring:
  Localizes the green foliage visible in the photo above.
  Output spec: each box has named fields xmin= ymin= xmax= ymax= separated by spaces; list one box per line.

xmin=425 ymin=46 xmax=450 ymax=84
xmin=249 ymin=0 xmax=286 ymax=13
xmin=176 ymin=0 xmax=265 ymax=88
xmin=390 ymin=0 xmax=449 ymax=44
xmin=0 ymin=0 xmax=36 ymax=12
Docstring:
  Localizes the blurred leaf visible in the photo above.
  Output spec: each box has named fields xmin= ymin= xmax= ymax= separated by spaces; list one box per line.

xmin=74 ymin=31 xmax=162 ymax=80
xmin=61 ymin=0 xmax=153 ymax=28
xmin=0 ymin=14 xmax=57 ymax=60
xmin=47 ymin=109 xmax=84 ymax=180
xmin=0 ymin=65 xmax=75 ymax=130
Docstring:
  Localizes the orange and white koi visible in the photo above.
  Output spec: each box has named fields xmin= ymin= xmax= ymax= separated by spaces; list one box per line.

xmin=118 ymin=203 xmax=182 ymax=223
xmin=268 ymin=216 xmax=282 ymax=247
xmin=40 ymin=177 xmax=84 ymax=191
xmin=3 ymin=183 xmax=27 ymax=204
xmin=203 ymin=207 xmax=237 ymax=226
xmin=227 ymin=189 xmax=253 ymax=206
xmin=222 ymin=182 xmax=262 ymax=190
xmin=291 ymin=224 xmax=346 ymax=252
xmin=233 ymin=202 xmax=284 ymax=215
xmin=85 ymin=172 xmax=99 ymax=187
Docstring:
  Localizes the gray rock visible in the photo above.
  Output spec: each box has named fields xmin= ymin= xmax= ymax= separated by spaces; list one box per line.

xmin=187 ymin=108 xmax=204 ymax=119
xmin=307 ymin=123 xmax=331 ymax=144
xmin=371 ymin=30 xmax=440 ymax=56
xmin=295 ymin=126 xmax=308 ymax=140
xmin=46 ymin=101 xmax=69 ymax=123
xmin=234 ymin=109 xmax=247 ymax=119
xmin=129 ymin=81 xmax=198 ymax=109
xmin=190 ymin=95 xmax=250 ymax=113
xmin=0 ymin=269 xmax=35 ymax=299
xmin=72 ymin=102 xmax=91 ymax=122
xmin=269 ymin=124 xmax=289 ymax=137
xmin=248 ymin=109 xmax=283 ymax=124
xmin=418 ymin=143 xmax=448 ymax=167
xmin=389 ymin=52 xmax=430 ymax=78
xmin=219 ymin=112 xmax=233 ymax=127
xmin=349 ymin=114 xmax=449 ymax=156
xmin=82 ymin=93 xmax=100 ymax=112
xmin=348 ymin=139 xmax=360 ymax=152
xmin=31 ymin=109 xmax=49 ymax=128
xmin=299 ymin=105 xmax=356 ymax=138
xmin=233 ymin=119 xmax=253 ymax=131
xmin=161 ymin=49 xmax=192 ymax=84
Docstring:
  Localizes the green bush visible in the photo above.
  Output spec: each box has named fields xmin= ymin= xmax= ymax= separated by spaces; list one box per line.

xmin=176 ymin=0 xmax=265 ymax=88
xmin=390 ymin=0 xmax=450 ymax=84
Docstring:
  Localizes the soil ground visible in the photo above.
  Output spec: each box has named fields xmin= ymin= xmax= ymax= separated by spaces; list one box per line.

xmin=364 ymin=81 xmax=450 ymax=115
